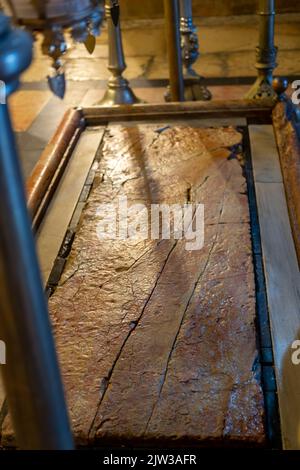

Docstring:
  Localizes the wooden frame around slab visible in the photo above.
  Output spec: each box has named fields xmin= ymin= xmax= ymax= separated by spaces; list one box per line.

xmin=26 ymin=99 xmax=300 ymax=449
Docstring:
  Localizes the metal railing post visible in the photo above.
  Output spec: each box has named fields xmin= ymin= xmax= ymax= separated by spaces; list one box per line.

xmin=178 ymin=0 xmax=211 ymax=101
xmin=164 ymin=0 xmax=185 ymax=102
xmin=246 ymin=0 xmax=277 ymax=100
xmin=0 ymin=13 xmax=74 ymax=450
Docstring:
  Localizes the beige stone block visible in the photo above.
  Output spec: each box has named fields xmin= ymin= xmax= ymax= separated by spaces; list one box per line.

xmin=65 ymin=56 xmax=151 ymax=81
xmin=9 ymin=91 xmax=51 ymax=132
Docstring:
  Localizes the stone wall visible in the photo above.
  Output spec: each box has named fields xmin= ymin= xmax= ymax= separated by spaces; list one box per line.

xmin=119 ymin=0 xmax=300 ymax=19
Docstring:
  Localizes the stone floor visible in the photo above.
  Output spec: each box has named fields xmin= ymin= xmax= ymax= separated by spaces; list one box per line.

xmin=9 ymin=14 xmax=300 ymax=179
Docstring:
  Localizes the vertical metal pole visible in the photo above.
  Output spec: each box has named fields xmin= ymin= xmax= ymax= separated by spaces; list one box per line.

xmin=178 ymin=0 xmax=211 ymax=101
xmin=0 ymin=14 xmax=73 ymax=450
xmin=180 ymin=0 xmax=192 ymax=18
xmin=164 ymin=0 xmax=185 ymax=102
xmin=246 ymin=0 xmax=277 ymax=100
xmin=99 ymin=0 xmax=141 ymax=106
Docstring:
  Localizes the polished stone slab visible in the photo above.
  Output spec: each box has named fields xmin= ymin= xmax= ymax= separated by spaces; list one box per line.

xmin=44 ymin=124 xmax=265 ymax=446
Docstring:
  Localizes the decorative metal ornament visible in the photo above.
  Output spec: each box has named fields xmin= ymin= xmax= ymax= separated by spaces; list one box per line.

xmin=2 ymin=0 xmax=105 ymax=98
xmin=246 ymin=0 xmax=278 ymax=101
xmin=109 ymin=0 xmax=119 ymax=27
xmin=273 ymin=77 xmax=289 ymax=102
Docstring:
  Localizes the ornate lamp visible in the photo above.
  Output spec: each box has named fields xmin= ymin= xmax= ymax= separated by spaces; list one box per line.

xmin=1 ymin=0 xmax=106 ymax=98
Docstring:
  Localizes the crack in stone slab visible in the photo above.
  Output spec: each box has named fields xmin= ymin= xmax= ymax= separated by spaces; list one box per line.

xmin=143 ymin=175 xmax=229 ymax=433
xmin=88 ymin=239 xmax=177 ymax=439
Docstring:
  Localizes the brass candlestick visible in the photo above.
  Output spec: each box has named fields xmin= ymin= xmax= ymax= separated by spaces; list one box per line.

xmin=99 ymin=0 xmax=141 ymax=106
xmin=246 ymin=0 xmax=277 ymax=101
xmin=164 ymin=0 xmax=185 ymax=102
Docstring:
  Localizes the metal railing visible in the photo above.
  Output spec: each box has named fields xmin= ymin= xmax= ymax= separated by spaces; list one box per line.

xmin=0 ymin=13 xmax=74 ymax=450
xmin=101 ymin=0 xmax=279 ymax=105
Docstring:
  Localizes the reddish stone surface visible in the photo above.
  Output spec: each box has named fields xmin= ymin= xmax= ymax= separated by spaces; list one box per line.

xmin=0 ymin=124 xmax=265 ymax=446
xmin=273 ymin=102 xmax=300 ymax=265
